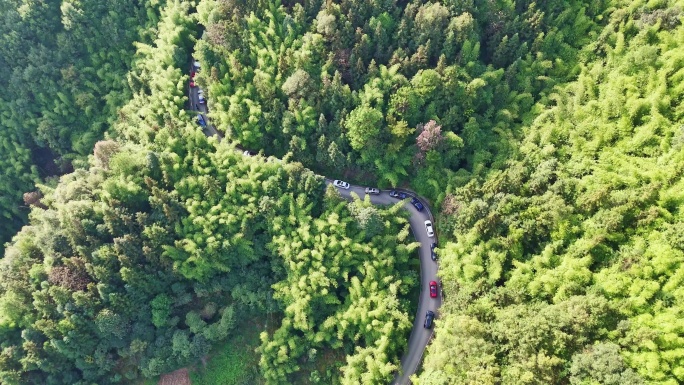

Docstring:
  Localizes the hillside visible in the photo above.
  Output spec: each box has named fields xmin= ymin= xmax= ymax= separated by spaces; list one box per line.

xmin=1 ymin=0 xmax=683 ymax=384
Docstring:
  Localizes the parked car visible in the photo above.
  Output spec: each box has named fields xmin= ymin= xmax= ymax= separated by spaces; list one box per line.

xmin=193 ymin=60 xmax=201 ymax=71
xmin=190 ymin=79 xmax=196 ymax=87
xmin=424 ymin=311 xmax=435 ymax=329
xmin=191 ymin=71 xmax=196 ymax=78
xmin=430 ymin=242 xmax=437 ymax=261
xmin=196 ymin=115 xmax=207 ymax=127
xmin=424 ymin=220 xmax=435 ymax=237
xmin=389 ymin=190 xmax=407 ymax=199
xmin=365 ymin=187 xmax=380 ymax=195
xmin=243 ymin=150 xmax=256 ymax=156
xmin=411 ymin=197 xmax=424 ymax=211
xmin=333 ymin=180 xmax=350 ymax=189
xmin=429 ymin=281 xmax=438 ymax=298
xmin=198 ymin=89 xmax=205 ymax=104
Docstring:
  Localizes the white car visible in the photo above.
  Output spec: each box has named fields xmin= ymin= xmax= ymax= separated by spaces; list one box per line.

xmin=365 ymin=187 xmax=380 ymax=195
xmin=424 ymin=220 xmax=435 ymax=237
xmin=333 ymin=180 xmax=350 ymax=189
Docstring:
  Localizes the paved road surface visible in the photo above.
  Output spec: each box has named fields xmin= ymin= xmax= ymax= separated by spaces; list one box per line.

xmin=188 ymin=79 xmax=220 ymax=138
xmin=188 ymin=72 xmax=441 ymax=385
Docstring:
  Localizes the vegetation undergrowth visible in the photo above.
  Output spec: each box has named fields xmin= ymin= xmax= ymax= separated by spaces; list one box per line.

xmin=189 ymin=319 xmax=264 ymax=385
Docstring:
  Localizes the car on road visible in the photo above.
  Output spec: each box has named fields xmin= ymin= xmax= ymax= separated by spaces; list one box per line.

xmin=424 ymin=220 xmax=435 ymax=237
xmin=196 ymin=115 xmax=207 ymax=127
xmin=424 ymin=311 xmax=435 ymax=329
xmin=389 ymin=190 xmax=407 ymax=199
xmin=243 ymin=150 xmax=256 ymax=156
xmin=430 ymin=242 xmax=437 ymax=261
xmin=190 ymin=78 xmax=196 ymax=87
xmin=333 ymin=180 xmax=350 ymax=189
xmin=365 ymin=187 xmax=380 ymax=195
xmin=429 ymin=281 xmax=438 ymax=298
xmin=411 ymin=197 xmax=424 ymax=211
xmin=198 ymin=89 xmax=206 ymax=104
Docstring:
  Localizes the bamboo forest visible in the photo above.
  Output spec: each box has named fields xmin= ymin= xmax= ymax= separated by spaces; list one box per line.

xmin=1 ymin=0 xmax=683 ymax=384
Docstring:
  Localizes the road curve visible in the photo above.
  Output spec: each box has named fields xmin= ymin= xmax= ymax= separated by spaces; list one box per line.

xmin=323 ymin=182 xmax=441 ymax=385
xmin=188 ymin=70 xmax=441 ymax=384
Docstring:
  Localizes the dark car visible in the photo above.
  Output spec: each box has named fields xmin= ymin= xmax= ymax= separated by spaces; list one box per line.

xmin=424 ymin=311 xmax=435 ymax=329
xmin=196 ymin=115 xmax=207 ymax=127
xmin=411 ymin=197 xmax=424 ymax=211
xmin=389 ymin=190 xmax=407 ymax=199
xmin=430 ymin=242 xmax=437 ymax=261
xmin=429 ymin=281 xmax=438 ymax=298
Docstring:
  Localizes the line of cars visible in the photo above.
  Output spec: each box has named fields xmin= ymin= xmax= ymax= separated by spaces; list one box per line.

xmin=424 ymin=279 xmax=439 ymax=328
xmin=189 ymin=59 xmax=207 ymax=129
xmin=332 ymin=180 xmax=436 ymax=239
xmin=190 ymin=60 xmax=205 ymax=104
xmin=331 ymin=179 xmax=441 ymax=329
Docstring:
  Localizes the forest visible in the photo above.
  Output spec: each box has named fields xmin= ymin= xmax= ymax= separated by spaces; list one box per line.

xmin=0 ymin=0 xmax=683 ymax=383
xmin=0 ymin=0 xmax=168 ymax=248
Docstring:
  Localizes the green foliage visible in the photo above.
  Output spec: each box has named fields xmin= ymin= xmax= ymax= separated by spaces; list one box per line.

xmin=196 ymin=0 xmax=607 ymax=191
xmin=418 ymin=1 xmax=684 ymax=384
xmin=0 ymin=0 xmax=166 ymax=249
xmin=0 ymin=3 xmax=417 ymax=380
xmin=344 ymin=105 xmax=384 ymax=152
xmin=190 ymin=322 xmax=263 ymax=385
xmin=569 ymin=343 xmax=644 ymax=385
xmin=4 ymin=0 xmax=684 ymax=383
xmin=257 ymin=191 xmax=416 ymax=384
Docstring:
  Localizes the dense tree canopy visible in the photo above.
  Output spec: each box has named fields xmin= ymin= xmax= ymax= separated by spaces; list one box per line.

xmin=2 ymin=0 xmax=684 ymax=383
xmin=195 ymin=0 xmax=606 ymax=194
xmin=0 ymin=2 xmax=415 ymax=384
xmin=0 ymin=0 xmax=166 ymax=248
xmin=416 ymin=1 xmax=684 ymax=384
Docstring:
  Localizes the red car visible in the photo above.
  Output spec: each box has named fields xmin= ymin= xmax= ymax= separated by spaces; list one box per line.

xmin=429 ymin=281 xmax=438 ymax=298
xmin=190 ymin=79 xmax=196 ymax=87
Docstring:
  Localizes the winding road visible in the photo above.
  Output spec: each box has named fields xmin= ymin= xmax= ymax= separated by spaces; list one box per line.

xmin=188 ymin=71 xmax=441 ymax=385
xmin=324 ymin=183 xmax=442 ymax=385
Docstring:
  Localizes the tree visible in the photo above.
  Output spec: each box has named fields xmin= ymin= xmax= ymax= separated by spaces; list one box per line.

xmin=282 ymin=69 xmax=312 ymax=99
xmin=344 ymin=105 xmax=384 ymax=151
xmin=416 ymin=120 xmax=443 ymax=153
xmin=569 ymin=343 xmax=644 ymax=385
xmin=93 ymin=140 xmax=121 ymax=169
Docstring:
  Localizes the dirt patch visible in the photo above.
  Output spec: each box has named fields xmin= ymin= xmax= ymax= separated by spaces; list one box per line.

xmin=159 ymin=368 xmax=191 ymax=385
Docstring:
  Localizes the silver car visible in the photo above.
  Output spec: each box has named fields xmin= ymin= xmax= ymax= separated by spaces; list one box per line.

xmin=424 ymin=220 xmax=435 ymax=237
xmin=365 ymin=187 xmax=380 ymax=195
